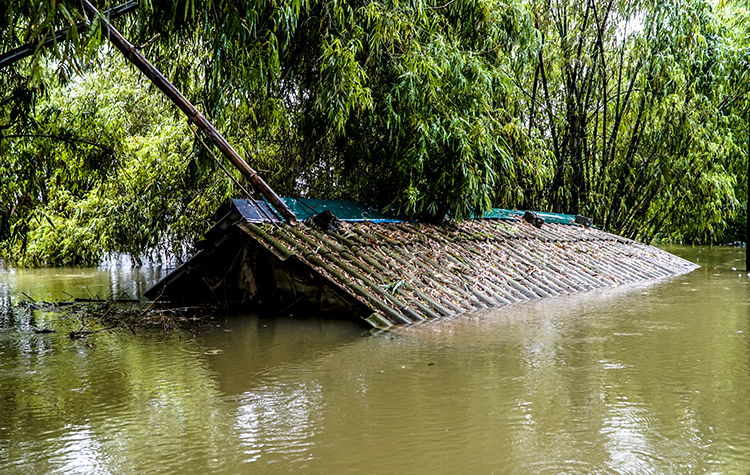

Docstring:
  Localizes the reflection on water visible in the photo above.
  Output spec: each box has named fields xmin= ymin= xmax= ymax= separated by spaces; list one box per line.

xmin=0 ymin=259 xmax=170 ymax=303
xmin=1 ymin=246 xmax=750 ymax=474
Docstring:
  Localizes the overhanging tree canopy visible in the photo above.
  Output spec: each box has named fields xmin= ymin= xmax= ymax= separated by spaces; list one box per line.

xmin=1 ymin=0 xmax=749 ymax=265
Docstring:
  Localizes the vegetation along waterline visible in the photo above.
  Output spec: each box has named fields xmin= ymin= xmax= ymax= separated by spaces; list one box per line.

xmin=0 ymin=259 xmax=221 ymax=337
xmin=2 ymin=0 xmax=750 ymax=269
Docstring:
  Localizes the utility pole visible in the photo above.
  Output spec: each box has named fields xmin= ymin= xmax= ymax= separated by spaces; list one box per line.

xmin=77 ymin=0 xmax=297 ymax=223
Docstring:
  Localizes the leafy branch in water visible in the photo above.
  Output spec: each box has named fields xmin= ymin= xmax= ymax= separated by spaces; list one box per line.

xmin=14 ymin=298 xmax=222 ymax=337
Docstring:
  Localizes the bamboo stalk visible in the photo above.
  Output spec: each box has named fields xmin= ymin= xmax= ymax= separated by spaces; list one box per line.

xmin=401 ymin=224 xmax=538 ymax=301
xmin=273 ymin=229 xmax=411 ymax=325
xmin=382 ymin=244 xmax=488 ymax=310
xmin=425 ymin=234 xmax=532 ymax=302
xmin=366 ymin=313 xmax=393 ymax=328
xmin=529 ymin=243 xmax=603 ymax=290
xmin=591 ymin=242 xmax=661 ymax=280
xmin=582 ymin=245 xmax=641 ymax=281
xmin=241 ymin=217 xmax=698 ymax=326
xmin=607 ymin=242 xmax=676 ymax=277
xmin=563 ymin=245 xmax=633 ymax=284
xmin=77 ymin=0 xmax=297 ymax=223
xmin=475 ymin=224 xmax=585 ymax=292
xmin=550 ymin=242 xmax=618 ymax=286
xmin=487 ymin=242 xmax=567 ymax=295
xmin=405 ymin=224 xmax=528 ymax=304
xmin=403 ymin=241 xmax=513 ymax=305
xmin=437 ymin=296 xmax=468 ymax=314
xmin=339 ymin=228 xmax=459 ymax=315
xmin=511 ymin=241 xmax=585 ymax=292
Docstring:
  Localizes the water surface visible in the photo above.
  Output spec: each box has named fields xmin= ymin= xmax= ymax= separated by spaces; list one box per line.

xmin=1 ymin=246 xmax=749 ymax=474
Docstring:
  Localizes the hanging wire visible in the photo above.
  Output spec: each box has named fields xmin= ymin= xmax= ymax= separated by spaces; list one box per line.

xmin=294 ymin=197 xmax=321 ymax=218
xmin=188 ymin=125 xmax=282 ymax=227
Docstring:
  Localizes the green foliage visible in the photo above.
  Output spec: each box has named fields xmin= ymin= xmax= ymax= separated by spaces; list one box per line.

xmin=1 ymin=55 xmax=235 ymax=265
xmin=523 ymin=0 xmax=747 ymax=243
xmin=170 ymin=0 xmax=536 ymax=220
xmin=2 ymin=0 xmax=750 ymax=266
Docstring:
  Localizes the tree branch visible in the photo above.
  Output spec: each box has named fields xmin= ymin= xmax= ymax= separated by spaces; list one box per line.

xmin=0 ymin=133 xmax=114 ymax=153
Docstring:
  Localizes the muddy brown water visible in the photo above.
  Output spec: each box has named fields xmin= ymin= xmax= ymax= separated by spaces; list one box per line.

xmin=1 ymin=246 xmax=749 ymax=474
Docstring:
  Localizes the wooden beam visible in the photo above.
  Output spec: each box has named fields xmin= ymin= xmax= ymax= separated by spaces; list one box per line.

xmin=77 ymin=0 xmax=298 ymax=223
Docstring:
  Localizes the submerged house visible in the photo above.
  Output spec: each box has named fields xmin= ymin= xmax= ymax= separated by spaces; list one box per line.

xmin=46 ymin=7 xmax=694 ymax=328
xmin=14 ymin=6 xmax=694 ymax=327
xmin=145 ymin=198 xmax=699 ymax=328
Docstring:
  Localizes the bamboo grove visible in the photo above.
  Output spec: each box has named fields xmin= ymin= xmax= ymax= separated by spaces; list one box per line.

xmin=1 ymin=0 xmax=749 ymax=265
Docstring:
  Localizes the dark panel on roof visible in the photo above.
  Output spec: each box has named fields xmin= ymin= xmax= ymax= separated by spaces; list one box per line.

xmin=231 ymin=199 xmax=282 ymax=222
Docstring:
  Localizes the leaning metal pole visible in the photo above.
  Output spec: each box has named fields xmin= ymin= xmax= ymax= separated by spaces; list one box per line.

xmin=77 ymin=0 xmax=297 ymax=223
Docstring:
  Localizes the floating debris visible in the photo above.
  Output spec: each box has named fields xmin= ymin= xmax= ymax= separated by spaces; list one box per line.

xmin=7 ymin=299 xmax=222 ymax=337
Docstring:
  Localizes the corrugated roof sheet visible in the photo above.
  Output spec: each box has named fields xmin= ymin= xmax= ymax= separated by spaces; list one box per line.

xmin=147 ymin=199 xmax=699 ymax=328
xmin=237 ymin=216 xmax=698 ymax=328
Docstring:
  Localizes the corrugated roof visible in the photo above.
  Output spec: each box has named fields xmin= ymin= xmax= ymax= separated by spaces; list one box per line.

xmin=146 ymin=199 xmax=699 ymax=328
xmin=238 ymin=216 xmax=698 ymax=328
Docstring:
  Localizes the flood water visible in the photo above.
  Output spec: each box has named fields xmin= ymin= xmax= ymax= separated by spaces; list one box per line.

xmin=1 ymin=246 xmax=749 ymax=474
